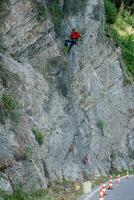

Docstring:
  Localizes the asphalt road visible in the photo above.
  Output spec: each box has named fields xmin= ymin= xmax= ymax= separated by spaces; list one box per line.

xmin=88 ymin=176 xmax=134 ymax=200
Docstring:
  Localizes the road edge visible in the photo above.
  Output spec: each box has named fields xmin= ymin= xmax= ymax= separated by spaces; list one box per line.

xmin=78 ymin=175 xmax=134 ymax=200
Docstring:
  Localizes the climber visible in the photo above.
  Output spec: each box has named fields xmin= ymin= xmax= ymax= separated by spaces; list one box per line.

xmin=71 ymin=28 xmax=82 ymax=42
xmin=64 ymin=28 xmax=82 ymax=52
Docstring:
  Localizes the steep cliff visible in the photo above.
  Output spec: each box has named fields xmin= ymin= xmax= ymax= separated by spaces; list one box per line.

xmin=0 ymin=0 xmax=133 ymax=193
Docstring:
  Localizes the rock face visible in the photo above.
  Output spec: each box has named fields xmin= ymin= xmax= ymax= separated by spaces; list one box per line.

xmin=0 ymin=0 xmax=133 ymax=192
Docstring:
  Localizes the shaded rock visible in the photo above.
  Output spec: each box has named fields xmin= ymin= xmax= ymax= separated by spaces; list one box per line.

xmin=0 ymin=173 xmax=13 ymax=194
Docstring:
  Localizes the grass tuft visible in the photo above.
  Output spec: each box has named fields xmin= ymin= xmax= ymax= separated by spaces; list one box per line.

xmin=32 ymin=127 xmax=44 ymax=145
xmin=0 ymin=90 xmax=18 ymax=121
xmin=97 ymin=119 xmax=106 ymax=130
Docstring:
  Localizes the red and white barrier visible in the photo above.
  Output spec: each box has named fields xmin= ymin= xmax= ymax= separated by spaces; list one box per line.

xmin=102 ymin=183 xmax=107 ymax=195
xmin=108 ymin=180 xmax=113 ymax=189
xmin=99 ymin=190 xmax=104 ymax=200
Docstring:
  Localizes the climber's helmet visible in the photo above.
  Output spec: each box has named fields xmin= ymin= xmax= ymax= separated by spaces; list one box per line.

xmin=72 ymin=28 xmax=76 ymax=32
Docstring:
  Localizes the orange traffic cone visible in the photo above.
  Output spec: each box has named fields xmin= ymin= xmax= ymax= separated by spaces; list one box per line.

xmin=126 ymin=171 xmax=129 ymax=179
xmin=99 ymin=190 xmax=104 ymax=200
xmin=102 ymin=183 xmax=107 ymax=195
xmin=116 ymin=175 xmax=120 ymax=184
xmin=108 ymin=180 xmax=113 ymax=189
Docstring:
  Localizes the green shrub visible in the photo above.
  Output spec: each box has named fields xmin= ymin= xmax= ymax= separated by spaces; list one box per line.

xmin=104 ymin=0 xmax=134 ymax=83
xmin=104 ymin=0 xmax=118 ymax=24
xmin=121 ymin=34 xmax=134 ymax=77
xmin=9 ymin=189 xmax=28 ymax=200
xmin=32 ymin=127 xmax=44 ymax=145
xmin=2 ymin=92 xmax=16 ymax=111
xmin=111 ymin=0 xmax=134 ymax=14
xmin=106 ymin=10 xmax=134 ymax=82
xmin=97 ymin=119 xmax=106 ymax=130
xmin=1 ymin=188 xmax=29 ymax=200
xmin=36 ymin=2 xmax=47 ymax=22
xmin=48 ymin=1 xmax=63 ymax=35
xmin=120 ymin=9 xmax=134 ymax=27
xmin=0 ymin=91 xmax=18 ymax=120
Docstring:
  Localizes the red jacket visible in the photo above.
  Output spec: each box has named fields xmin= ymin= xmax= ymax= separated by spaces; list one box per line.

xmin=71 ymin=31 xmax=81 ymax=39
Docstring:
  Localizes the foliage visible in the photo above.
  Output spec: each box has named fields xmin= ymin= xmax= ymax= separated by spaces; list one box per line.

xmin=116 ymin=33 xmax=134 ymax=79
xmin=104 ymin=0 xmax=134 ymax=82
xmin=48 ymin=0 xmax=63 ymax=35
xmin=2 ymin=92 xmax=16 ymax=111
xmin=111 ymin=0 xmax=134 ymax=13
xmin=32 ymin=127 xmax=44 ymax=145
xmin=0 ymin=188 xmax=29 ymax=200
xmin=104 ymin=0 xmax=118 ymax=24
xmin=0 ymin=186 xmax=82 ymax=200
xmin=0 ymin=91 xmax=18 ymax=120
xmin=36 ymin=2 xmax=47 ymax=22
xmin=97 ymin=119 xmax=106 ymax=130
xmin=108 ymin=12 xmax=134 ymax=81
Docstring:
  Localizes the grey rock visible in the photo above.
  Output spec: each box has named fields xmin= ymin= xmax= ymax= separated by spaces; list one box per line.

xmin=0 ymin=173 xmax=13 ymax=194
xmin=0 ymin=0 xmax=133 ymax=192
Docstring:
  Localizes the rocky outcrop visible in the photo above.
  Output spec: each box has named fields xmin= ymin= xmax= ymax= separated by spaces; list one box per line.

xmin=0 ymin=0 xmax=133 ymax=193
